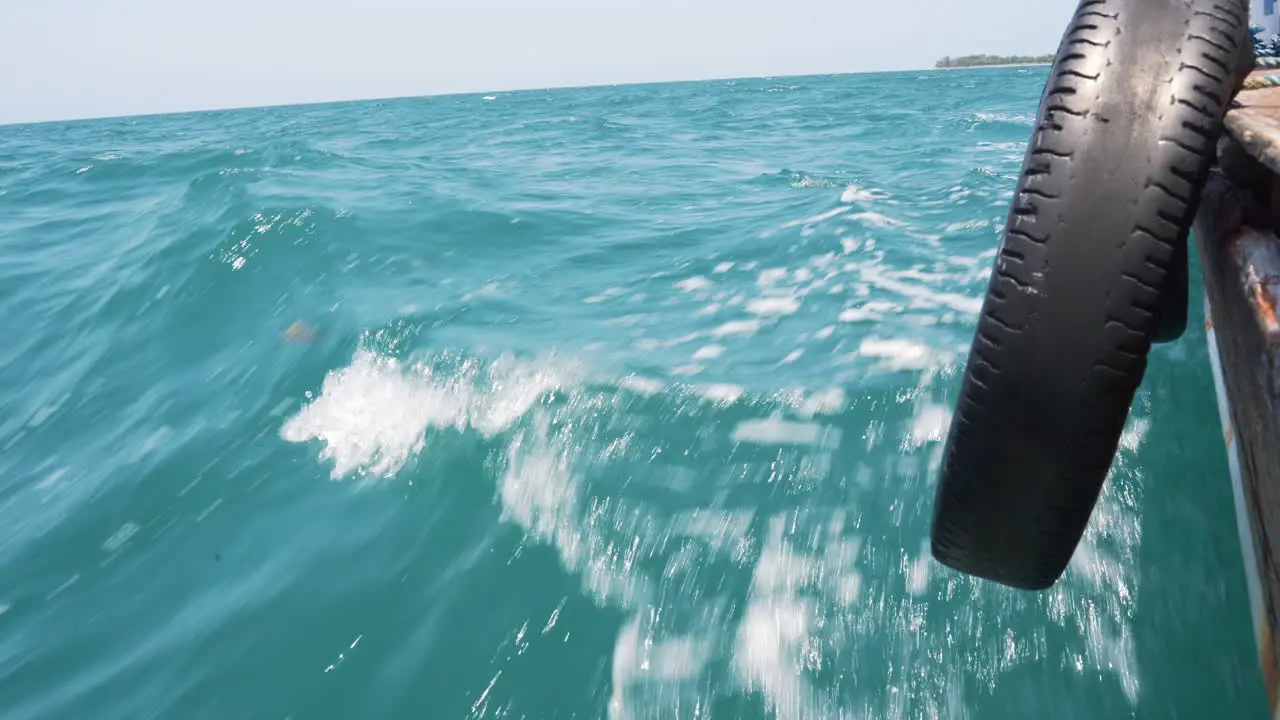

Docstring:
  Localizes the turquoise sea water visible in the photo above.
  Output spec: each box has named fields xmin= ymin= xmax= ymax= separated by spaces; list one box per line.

xmin=0 ymin=67 xmax=1268 ymax=719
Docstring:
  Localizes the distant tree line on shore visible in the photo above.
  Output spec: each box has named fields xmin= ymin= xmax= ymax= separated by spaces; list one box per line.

xmin=935 ymin=54 xmax=1055 ymax=68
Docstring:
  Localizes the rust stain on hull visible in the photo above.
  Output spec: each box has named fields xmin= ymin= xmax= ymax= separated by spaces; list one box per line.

xmin=1250 ymin=276 xmax=1279 ymax=337
xmin=1234 ymin=231 xmax=1280 ymax=347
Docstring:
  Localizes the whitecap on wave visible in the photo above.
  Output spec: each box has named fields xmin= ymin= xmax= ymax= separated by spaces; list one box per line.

xmin=282 ymin=347 xmax=1146 ymax=718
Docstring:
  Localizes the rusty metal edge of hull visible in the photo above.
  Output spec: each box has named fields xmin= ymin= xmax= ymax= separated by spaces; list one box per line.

xmin=1205 ymin=290 xmax=1274 ymax=709
xmin=1194 ymin=151 xmax=1280 ymax=717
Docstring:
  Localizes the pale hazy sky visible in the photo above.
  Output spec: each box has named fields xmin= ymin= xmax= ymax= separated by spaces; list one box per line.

xmin=1 ymin=1 xmax=1079 ymax=125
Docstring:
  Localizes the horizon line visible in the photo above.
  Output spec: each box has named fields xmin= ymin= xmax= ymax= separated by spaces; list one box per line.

xmin=0 ymin=63 xmax=1050 ymax=129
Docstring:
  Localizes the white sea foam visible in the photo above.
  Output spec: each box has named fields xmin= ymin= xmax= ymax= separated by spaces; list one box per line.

xmin=850 ymin=211 xmax=906 ymax=230
xmin=856 ymin=337 xmax=936 ymax=371
xmin=734 ymin=516 xmax=820 ymax=720
xmin=782 ymin=206 xmax=851 ymax=229
xmin=608 ymin=617 xmax=711 ymax=719
xmin=757 ymin=267 xmax=790 ymax=286
xmin=618 ymin=375 xmax=665 ymax=396
xmin=693 ymin=344 xmax=726 ymax=360
xmin=851 ymin=262 xmax=984 ymax=316
xmin=731 ymin=513 xmax=866 ymax=720
xmin=840 ymin=185 xmax=887 ymax=203
xmin=796 ymin=388 xmax=845 ymax=416
xmin=279 ymin=333 xmax=1145 ymax=718
xmin=676 ymin=276 xmax=712 ymax=292
xmin=280 ymin=350 xmax=573 ymax=479
xmin=746 ymin=296 xmax=800 ymax=316
xmin=731 ymin=418 xmax=841 ymax=449
xmin=711 ymin=319 xmax=761 ymax=337
xmin=586 ymin=287 xmax=627 ymax=303
xmin=735 ymin=595 xmax=817 ymax=720
xmin=461 ymin=282 xmax=503 ymax=302
xmin=945 ymin=219 xmax=991 ymax=234
xmin=905 ymin=540 xmax=931 ymax=597
xmin=512 ymin=411 xmax=1138 ymax=718
xmin=907 ymin=403 xmax=952 ymax=446
xmin=1118 ymin=416 xmax=1151 ymax=452
xmin=838 ymin=300 xmax=900 ymax=323
xmin=696 ymin=383 xmax=745 ymax=405
xmin=667 ymin=332 xmax=702 ymax=347
xmin=974 ymin=111 xmax=1034 ymax=124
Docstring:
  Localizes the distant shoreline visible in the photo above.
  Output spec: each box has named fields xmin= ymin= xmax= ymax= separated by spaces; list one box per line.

xmin=4 ymin=66 xmax=1051 ymax=127
xmin=940 ymin=62 xmax=1052 ymax=70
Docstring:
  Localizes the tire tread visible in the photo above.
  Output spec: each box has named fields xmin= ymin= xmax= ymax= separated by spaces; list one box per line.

xmin=931 ymin=0 xmax=1252 ymax=590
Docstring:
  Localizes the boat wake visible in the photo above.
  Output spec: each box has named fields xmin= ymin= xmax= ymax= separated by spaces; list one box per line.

xmin=283 ymin=343 xmax=1146 ymax=718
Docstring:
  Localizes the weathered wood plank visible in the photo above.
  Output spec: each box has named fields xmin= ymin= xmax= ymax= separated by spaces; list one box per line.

xmin=1225 ymin=77 xmax=1280 ymax=177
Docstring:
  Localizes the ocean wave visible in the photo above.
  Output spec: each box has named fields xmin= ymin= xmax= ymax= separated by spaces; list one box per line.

xmin=275 ymin=342 xmax=1148 ymax=717
xmin=0 ymin=68 xmax=1235 ymax=719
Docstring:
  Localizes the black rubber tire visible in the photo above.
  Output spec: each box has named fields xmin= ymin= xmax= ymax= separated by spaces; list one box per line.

xmin=1153 ymin=235 xmax=1189 ymax=343
xmin=931 ymin=0 xmax=1253 ymax=590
